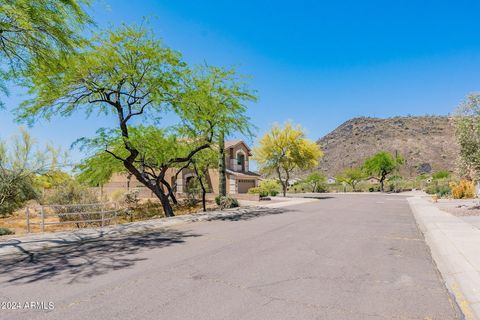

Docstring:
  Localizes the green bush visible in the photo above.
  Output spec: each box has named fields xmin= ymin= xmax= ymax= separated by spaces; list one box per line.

xmin=215 ymin=195 xmax=221 ymax=205
xmin=0 ymin=227 xmax=15 ymax=236
xmin=248 ymin=187 xmax=261 ymax=194
xmin=259 ymin=190 xmax=269 ymax=197
xmin=248 ymin=180 xmax=280 ymax=197
xmin=425 ymin=183 xmax=451 ymax=198
xmin=432 ymin=170 xmax=450 ymax=180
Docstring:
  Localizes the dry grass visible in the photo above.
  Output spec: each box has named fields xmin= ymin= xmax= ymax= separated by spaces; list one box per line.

xmin=0 ymin=200 xmax=218 ymax=237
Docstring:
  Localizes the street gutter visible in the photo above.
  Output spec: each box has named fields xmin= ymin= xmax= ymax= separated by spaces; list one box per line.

xmin=408 ymin=196 xmax=480 ymax=320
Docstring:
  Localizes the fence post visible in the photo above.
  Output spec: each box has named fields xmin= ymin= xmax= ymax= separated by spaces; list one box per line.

xmin=101 ymin=204 xmax=105 ymax=228
xmin=41 ymin=206 xmax=45 ymax=232
xmin=26 ymin=207 xmax=30 ymax=233
xmin=114 ymin=202 xmax=118 ymax=225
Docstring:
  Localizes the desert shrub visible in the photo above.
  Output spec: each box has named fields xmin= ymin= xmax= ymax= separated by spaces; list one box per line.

xmin=182 ymin=196 xmax=199 ymax=207
xmin=42 ymin=180 xmax=104 ymax=227
xmin=124 ymin=188 xmax=140 ymax=207
xmin=217 ymin=196 xmax=239 ymax=209
xmin=125 ymin=200 xmax=165 ymax=221
xmin=425 ymin=181 xmax=451 ymax=197
xmin=0 ymin=173 xmax=38 ymax=217
xmin=270 ymin=190 xmax=278 ymax=196
xmin=110 ymin=189 xmax=126 ymax=202
xmin=436 ymin=185 xmax=451 ymax=197
xmin=43 ymin=180 xmax=98 ymax=205
xmin=0 ymin=227 xmax=15 ymax=236
xmin=215 ymin=195 xmax=221 ymax=206
xmin=259 ymin=190 xmax=269 ymax=197
xmin=450 ymin=180 xmax=475 ymax=199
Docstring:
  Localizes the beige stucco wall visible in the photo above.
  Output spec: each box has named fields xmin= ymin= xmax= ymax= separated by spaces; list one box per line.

xmin=226 ymin=143 xmax=251 ymax=172
xmin=101 ymin=140 xmax=259 ymax=198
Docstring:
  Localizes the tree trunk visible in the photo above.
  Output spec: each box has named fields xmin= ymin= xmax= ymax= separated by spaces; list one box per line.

xmin=154 ymin=187 xmax=174 ymax=217
xmin=276 ymin=167 xmax=288 ymax=197
xmin=218 ymin=130 xmax=227 ymax=197
xmin=161 ymin=179 xmax=178 ymax=205
xmin=121 ymin=160 xmax=175 ymax=217
xmin=193 ymin=162 xmax=207 ymax=212
xmin=380 ymin=176 xmax=385 ymax=192
xmin=201 ymin=188 xmax=207 ymax=212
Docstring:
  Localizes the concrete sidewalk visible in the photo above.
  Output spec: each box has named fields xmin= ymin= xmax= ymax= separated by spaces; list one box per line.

xmin=408 ymin=196 xmax=480 ymax=320
xmin=0 ymin=197 xmax=316 ymax=258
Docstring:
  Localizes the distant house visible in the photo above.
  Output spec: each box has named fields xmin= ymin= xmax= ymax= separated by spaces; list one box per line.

xmin=366 ymin=177 xmax=379 ymax=184
xmin=327 ymin=177 xmax=336 ymax=184
xmin=103 ymin=140 xmax=261 ymax=198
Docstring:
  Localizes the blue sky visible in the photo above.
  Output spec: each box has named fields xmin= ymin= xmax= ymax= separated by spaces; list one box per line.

xmin=2 ymin=0 xmax=480 ymax=165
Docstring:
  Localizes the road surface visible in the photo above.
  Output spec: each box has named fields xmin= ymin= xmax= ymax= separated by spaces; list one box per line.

xmin=0 ymin=194 xmax=460 ymax=319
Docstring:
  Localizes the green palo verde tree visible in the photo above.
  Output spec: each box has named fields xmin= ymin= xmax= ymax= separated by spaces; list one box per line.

xmin=18 ymin=25 xmax=255 ymax=217
xmin=179 ymin=66 xmax=256 ymax=198
xmin=301 ymin=172 xmax=327 ymax=193
xmin=0 ymin=0 xmax=92 ymax=107
xmin=253 ymin=122 xmax=323 ymax=197
xmin=362 ymin=151 xmax=403 ymax=192
xmin=336 ymin=167 xmax=364 ymax=192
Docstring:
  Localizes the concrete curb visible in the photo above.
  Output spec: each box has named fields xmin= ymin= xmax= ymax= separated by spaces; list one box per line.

xmin=408 ymin=196 xmax=480 ymax=320
xmin=0 ymin=197 xmax=315 ymax=258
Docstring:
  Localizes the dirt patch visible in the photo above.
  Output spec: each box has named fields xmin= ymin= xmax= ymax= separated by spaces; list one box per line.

xmin=0 ymin=200 xmax=219 ymax=237
xmin=432 ymin=198 xmax=480 ymax=217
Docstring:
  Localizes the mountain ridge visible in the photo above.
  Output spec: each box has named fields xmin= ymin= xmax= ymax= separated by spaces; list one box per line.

xmin=315 ymin=115 xmax=458 ymax=177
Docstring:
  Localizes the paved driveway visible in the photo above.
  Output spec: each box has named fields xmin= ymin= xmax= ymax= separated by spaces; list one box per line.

xmin=0 ymin=194 xmax=460 ymax=319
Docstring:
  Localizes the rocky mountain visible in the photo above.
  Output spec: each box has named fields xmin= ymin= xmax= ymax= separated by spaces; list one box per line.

xmin=316 ymin=116 xmax=459 ymax=178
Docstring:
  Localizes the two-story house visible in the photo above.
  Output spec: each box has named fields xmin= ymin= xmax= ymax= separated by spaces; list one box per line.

xmin=102 ymin=140 xmax=261 ymax=198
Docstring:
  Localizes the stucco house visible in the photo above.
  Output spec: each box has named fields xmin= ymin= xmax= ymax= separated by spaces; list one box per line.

xmin=102 ymin=140 xmax=261 ymax=199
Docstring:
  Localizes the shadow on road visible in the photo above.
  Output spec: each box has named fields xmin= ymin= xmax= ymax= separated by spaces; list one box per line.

xmin=299 ymin=196 xmax=335 ymax=200
xmin=0 ymin=228 xmax=200 ymax=285
xmin=207 ymin=207 xmax=292 ymax=222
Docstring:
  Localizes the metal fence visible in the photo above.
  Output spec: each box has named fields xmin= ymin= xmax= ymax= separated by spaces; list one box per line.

xmin=26 ymin=202 xmax=119 ymax=233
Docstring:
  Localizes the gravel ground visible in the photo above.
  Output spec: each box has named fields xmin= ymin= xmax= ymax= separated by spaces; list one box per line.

xmin=432 ymin=198 xmax=480 ymax=216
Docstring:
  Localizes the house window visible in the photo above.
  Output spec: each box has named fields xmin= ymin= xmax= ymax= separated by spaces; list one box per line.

xmin=236 ymin=153 xmax=245 ymax=171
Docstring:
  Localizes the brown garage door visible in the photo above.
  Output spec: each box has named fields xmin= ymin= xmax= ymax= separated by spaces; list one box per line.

xmin=238 ymin=179 xmax=256 ymax=193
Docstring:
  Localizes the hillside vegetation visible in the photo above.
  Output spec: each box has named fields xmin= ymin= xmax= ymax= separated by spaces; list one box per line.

xmin=316 ymin=116 xmax=458 ymax=177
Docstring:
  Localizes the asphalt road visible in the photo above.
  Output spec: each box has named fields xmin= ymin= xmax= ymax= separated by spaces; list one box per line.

xmin=0 ymin=194 xmax=461 ymax=320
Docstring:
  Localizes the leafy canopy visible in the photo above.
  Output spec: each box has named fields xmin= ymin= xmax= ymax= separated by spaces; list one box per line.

xmin=17 ymin=24 xmax=184 ymax=122
xmin=362 ymin=151 xmax=403 ymax=179
xmin=0 ymin=0 xmax=92 ymax=106
xmin=16 ymin=23 xmax=257 ymax=216
xmin=253 ymin=122 xmax=322 ymax=195
xmin=254 ymin=122 xmax=322 ymax=176
xmin=336 ymin=167 xmax=364 ymax=190
xmin=300 ymin=172 xmax=327 ymax=192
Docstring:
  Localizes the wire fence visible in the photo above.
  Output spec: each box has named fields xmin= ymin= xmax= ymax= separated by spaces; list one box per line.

xmin=26 ymin=202 xmax=119 ymax=233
